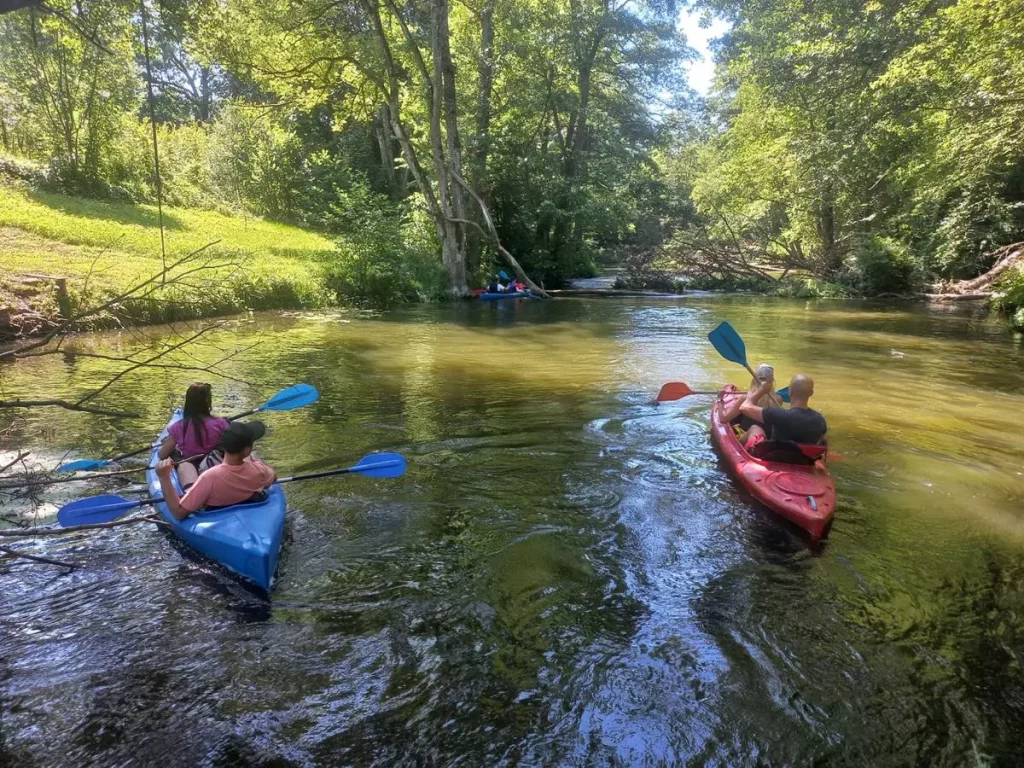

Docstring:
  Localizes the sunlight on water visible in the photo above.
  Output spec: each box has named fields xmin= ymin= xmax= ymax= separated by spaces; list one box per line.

xmin=2 ymin=296 xmax=1023 ymax=765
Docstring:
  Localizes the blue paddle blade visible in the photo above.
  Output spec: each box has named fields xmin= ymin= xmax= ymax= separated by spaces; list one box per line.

xmin=352 ymin=452 xmax=407 ymax=479
xmin=57 ymin=459 xmax=111 ymax=473
xmin=58 ymin=494 xmax=142 ymax=527
xmin=260 ymin=384 xmax=319 ymax=412
xmin=708 ymin=322 xmax=748 ymax=367
xmin=498 ymin=270 xmax=510 ymax=281
xmin=776 ymin=387 xmax=791 ymax=404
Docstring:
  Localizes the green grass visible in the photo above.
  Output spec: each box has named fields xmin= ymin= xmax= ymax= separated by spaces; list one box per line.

xmin=0 ymin=183 xmax=342 ymax=325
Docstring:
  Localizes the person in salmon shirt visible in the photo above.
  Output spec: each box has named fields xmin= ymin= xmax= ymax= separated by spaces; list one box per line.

xmin=157 ymin=383 xmax=230 ymax=489
xmin=155 ymin=421 xmax=277 ymax=520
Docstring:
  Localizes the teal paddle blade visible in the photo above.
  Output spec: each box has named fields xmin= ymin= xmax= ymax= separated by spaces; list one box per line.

xmin=58 ymin=494 xmax=142 ymax=527
xmin=57 ymin=459 xmax=110 ymax=473
xmin=260 ymin=384 xmax=319 ymax=412
xmin=498 ymin=270 xmax=510 ymax=281
xmin=352 ymin=452 xmax=407 ymax=479
xmin=776 ymin=387 xmax=791 ymax=404
xmin=708 ymin=322 xmax=748 ymax=367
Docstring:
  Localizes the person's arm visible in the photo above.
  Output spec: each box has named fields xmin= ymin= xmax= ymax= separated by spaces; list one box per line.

xmin=720 ymin=393 xmax=747 ymax=423
xmin=158 ymin=435 xmax=177 ymax=460
xmin=155 ymin=458 xmax=191 ymax=520
xmin=739 ymin=380 xmax=772 ymax=424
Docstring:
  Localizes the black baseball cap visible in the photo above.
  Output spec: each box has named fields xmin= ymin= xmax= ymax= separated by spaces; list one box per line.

xmin=220 ymin=420 xmax=266 ymax=453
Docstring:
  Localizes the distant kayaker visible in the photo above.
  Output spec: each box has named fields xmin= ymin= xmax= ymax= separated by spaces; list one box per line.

xmin=155 ymin=420 xmax=277 ymax=520
xmin=157 ymin=382 xmax=230 ymax=490
xmin=740 ymin=374 xmax=827 ymax=454
xmin=721 ymin=363 xmax=780 ymax=438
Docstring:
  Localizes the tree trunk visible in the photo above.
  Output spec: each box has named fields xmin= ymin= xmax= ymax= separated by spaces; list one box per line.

xmin=199 ymin=66 xmax=211 ymax=122
xmin=467 ymin=0 xmax=495 ymax=276
xmin=375 ymin=103 xmax=403 ymax=200
xmin=430 ymin=0 xmax=468 ymax=296
xmin=551 ymin=25 xmax=601 ymax=270
xmin=816 ymin=196 xmax=841 ymax=274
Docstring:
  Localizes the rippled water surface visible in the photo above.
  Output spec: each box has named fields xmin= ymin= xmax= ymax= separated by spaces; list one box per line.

xmin=2 ymin=296 xmax=1024 ymax=766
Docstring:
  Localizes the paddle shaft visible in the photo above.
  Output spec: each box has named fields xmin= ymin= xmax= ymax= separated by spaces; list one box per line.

xmin=278 ymin=459 xmax=402 ymax=484
xmin=77 ymin=460 xmax=405 ymax=516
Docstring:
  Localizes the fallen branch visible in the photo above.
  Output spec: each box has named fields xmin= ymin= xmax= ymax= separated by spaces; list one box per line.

xmin=936 ymin=242 xmax=1024 ymax=295
xmin=0 ymin=453 xmax=203 ymax=489
xmin=0 ymin=451 xmax=31 ymax=475
xmin=0 ymin=399 xmax=139 ymax=418
xmin=0 ymin=240 xmax=222 ymax=360
xmin=0 ymin=513 xmax=161 ymax=538
xmin=0 ymin=544 xmax=77 ymax=570
xmin=449 ymin=171 xmax=550 ymax=298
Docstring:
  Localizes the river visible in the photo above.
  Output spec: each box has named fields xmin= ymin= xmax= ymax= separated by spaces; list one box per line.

xmin=2 ymin=296 xmax=1023 ymax=766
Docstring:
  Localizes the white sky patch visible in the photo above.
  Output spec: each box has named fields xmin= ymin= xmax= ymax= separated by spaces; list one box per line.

xmin=678 ymin=9 xmax=731 ymax=95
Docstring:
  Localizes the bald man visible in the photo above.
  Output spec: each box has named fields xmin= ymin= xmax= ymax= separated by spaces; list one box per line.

xmin=739 ymin=374 xmax=827 ymax=453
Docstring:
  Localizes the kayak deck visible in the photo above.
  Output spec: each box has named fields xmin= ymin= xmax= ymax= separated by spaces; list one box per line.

xmin=710 ymin=386 xmax=835 ymax=539
xmin=145 ymin=410 xmax=286 ymax=590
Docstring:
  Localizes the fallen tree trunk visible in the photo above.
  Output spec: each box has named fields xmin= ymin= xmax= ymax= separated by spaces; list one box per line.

xmin=936 ymin=242 xmax=1024 ymax=295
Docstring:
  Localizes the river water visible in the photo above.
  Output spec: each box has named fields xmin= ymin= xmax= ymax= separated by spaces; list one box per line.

xmin=2 ymin=296 xmax=1023 ymax=766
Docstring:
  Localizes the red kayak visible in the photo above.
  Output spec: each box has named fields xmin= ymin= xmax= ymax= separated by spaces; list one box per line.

xmin=710 ymin=385 xmax=836 ymax=539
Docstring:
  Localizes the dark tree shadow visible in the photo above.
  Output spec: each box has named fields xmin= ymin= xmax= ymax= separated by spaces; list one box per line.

xmin=28 ymin=189 xmax=186 ymax=231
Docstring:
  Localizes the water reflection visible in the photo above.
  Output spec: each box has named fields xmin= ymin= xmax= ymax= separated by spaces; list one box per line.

xmin=1 ymin=296 xmax=1023 ymax=764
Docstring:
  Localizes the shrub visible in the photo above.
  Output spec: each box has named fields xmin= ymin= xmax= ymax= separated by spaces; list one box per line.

xmin=850 ymin=235 xmax=917 ymax=295
xmin=323 ymin=185 xmax=444 ymax=308
xmin=993 ymin=267 xmax=1024 ymax=330
xmin=0 ymin=153 xmax=46 ymax=186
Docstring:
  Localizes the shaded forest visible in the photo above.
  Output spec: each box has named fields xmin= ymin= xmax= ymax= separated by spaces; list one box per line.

xmin=1 ymin=0 xmax=1022 ymax=313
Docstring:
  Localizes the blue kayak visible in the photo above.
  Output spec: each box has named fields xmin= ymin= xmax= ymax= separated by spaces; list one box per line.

xmin=145 ymin=410 xmax=287 ymax=591
xmin=479 ymin=290 xmax=532 ymax=301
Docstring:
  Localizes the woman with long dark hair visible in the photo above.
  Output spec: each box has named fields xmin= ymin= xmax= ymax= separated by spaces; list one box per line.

xmin=158 ymin=383 xmax=230 ymax=488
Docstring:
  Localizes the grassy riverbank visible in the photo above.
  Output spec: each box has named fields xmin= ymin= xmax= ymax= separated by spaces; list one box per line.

xmin=0 ymin=183 xmax=341 ymax=333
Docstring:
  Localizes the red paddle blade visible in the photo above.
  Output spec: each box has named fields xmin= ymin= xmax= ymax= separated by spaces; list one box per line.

xmin=656 ymin=382 xmax=695 ymax=402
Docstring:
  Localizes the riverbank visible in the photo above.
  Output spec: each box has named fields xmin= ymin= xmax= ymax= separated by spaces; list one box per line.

xmin=0 ymin=183 xmax=340 ymax=337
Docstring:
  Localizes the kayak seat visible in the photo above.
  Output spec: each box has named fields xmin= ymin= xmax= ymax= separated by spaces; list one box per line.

xmin=749 ymin=440 xmax=818 ymax=466
xmin=202 ymin=490 xmax=270 ymax=513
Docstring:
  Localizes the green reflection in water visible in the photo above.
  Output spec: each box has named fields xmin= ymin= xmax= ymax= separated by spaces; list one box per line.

xmin=2 ymin=295 xmax=1024 ymax=764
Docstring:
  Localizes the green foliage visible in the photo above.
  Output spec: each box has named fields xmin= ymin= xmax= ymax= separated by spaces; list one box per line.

xmin=850 ymin=236 xmax=917 ymax=296
xmin=993 ymin=269 xmax=1024 ymax=330
xmin=0 ymin=152 xmax=46 ymax=185
xmin=684 ymin=0 xmax=1024 ymax=291
xmin=0 ymin=3 xmax=139 ymax=192
xmin=323 ymin=184 xmax=445 ymax=308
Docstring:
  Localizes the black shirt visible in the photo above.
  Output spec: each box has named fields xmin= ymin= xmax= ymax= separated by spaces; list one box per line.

xmin=762 ymin=406 xmax=827 ymax=445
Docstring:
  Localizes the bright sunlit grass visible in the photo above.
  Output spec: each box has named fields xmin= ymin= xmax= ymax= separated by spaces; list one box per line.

xmin=0 ymin=183 xmax=341 ymax=320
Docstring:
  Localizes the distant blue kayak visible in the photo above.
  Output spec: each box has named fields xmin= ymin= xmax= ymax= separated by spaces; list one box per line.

xmin=479 ymin=290 xmax=532 ymax=301
xmin=146 ymin=409 xmax=286 ymax=591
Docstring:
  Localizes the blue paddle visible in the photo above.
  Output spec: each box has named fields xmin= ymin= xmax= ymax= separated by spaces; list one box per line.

xmin=708 ymin=322 xmax=786 ymax=405
xmin=57 ymin=384 xmax=320 ymax=473
xmin=498 ymin=270 xmax=510 ymax=281
xmin=56 ymin=452 xmax=408 ymax=527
